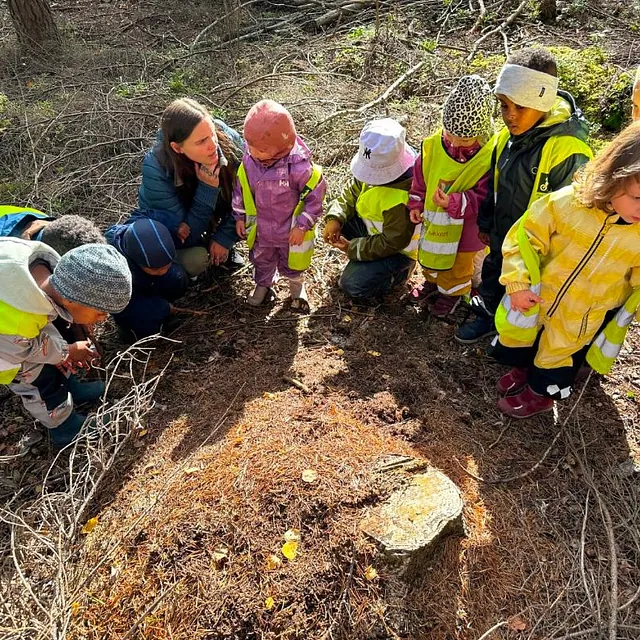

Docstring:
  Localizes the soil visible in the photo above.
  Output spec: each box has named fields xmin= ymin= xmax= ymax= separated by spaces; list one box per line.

xmin=1 ymin=1 xmax=639 ymax=639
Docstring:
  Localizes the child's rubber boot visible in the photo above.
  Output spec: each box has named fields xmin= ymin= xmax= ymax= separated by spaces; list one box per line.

xmin=288 ymin=277 xmax=310 ymax=313
xmin=50 ymin=412 xmax=86 ymax=447
xmin=430 ymin=294 xmax=460 ymax=319
xmin=454 ymin=315 xmax=496 ymax=344
xmin=496 ymin=367 xmax=529 ymax=396
xmin=247 ymin=285 xmax=271 ymax=306
xmin=68 ymin=376 xmax=105 ymax=406
xmin=497 ymin=385 xmax=554 ymax=419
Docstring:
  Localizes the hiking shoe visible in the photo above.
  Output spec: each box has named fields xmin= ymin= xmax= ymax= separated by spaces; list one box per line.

xmin=454 ymin=315 xmax=496 ymax=344
xmin=497 ymin=385 xmax=554 ymax=419
xmin=50 ymin=412 xmax=86 ymax=447
xmin=431 ymin=295 xmax=460 ymax=318
xmin=68 ymin=377 xmax=105 ymax=406
xmin=496 ymin=367 xmax=529 ymax=396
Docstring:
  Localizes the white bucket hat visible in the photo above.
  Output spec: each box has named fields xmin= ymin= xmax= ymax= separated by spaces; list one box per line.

xmin=350 ymin=118 xmax=417 ymax=186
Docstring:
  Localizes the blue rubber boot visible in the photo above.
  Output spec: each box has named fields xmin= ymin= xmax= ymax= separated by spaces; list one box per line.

xmin=68 ymin=376 xmax=105 ymax=406
xmin=50 ymin=412 xmax=86 ymax=447
xmin=454 ymin=315 xmax=496 ymax=344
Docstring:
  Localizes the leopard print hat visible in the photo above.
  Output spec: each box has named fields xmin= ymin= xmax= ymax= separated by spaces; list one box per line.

xmin=442 ymin=75 xmax=494 ymax=139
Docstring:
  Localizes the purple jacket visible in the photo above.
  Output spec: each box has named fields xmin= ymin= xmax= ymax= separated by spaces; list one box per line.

xmin=232 ymin=137 xmax=326 ymax=248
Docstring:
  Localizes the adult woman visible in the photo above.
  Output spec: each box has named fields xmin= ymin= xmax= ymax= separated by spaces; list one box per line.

xmin=137 ymin=98 xmax=244 ymax=276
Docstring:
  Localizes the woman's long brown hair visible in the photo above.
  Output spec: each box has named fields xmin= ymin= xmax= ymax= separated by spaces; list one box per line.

xmin=155 ymin=98 xmax=241 ymax=205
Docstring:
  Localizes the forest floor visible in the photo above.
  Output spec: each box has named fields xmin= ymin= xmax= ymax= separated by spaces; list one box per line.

xmin=1 ymin=1 xmax=640 ymax=639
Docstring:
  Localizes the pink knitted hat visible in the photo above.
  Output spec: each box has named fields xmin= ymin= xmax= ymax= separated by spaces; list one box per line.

xmin=243 ymin=100 xmax=297 ymax=157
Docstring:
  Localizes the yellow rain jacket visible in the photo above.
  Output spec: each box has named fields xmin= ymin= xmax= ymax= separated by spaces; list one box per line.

xmin=499 ymin=185 xmax=640 ymax=370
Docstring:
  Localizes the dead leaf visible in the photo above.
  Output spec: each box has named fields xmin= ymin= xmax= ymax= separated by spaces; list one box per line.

xmin=70 ymin=601 xmax=81 ymax=616
xmin=364 ymin=565 xmax=378 ymax=581
xmin=283 ymin=529 xmax=301 ymax=543
xmin=367 ymin=350 xmax=381 ymax=357
xmin=184 ymin=466 xmax=201 ymax=475
xmin=508 ymin=615 xmax=527 ymax=632
xmin=335 ymin=348 xmax=344 ymax=356
xmin=281 ymin=541 xmax=299 ymax=560
xmin=265 ymin=596 xmax=275 ymax=610
xmin=216 ymin=329 xmax=225 ymax=336
xmin=263 ymin=392 xmax=277 ymax=400
xmin=266 ymin=554 xmax=282 ymax=570
xmin=212 ymin=547 xmax=228 ymax=562
xmin=343 ymin=315 xmax=352 ymax=323
xmin=302 ymin=469 xmax=318 ymax=483
xmin=138 ymin=429 xmax=148 ymax=437
xmin=81 ymin=517 xmax=98 ymax=534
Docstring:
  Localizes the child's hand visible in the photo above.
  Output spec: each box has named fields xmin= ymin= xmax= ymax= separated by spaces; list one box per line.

xmin=433 ymin=186 xmax=450 ymax=209
xmin=478 ymin=232 xmax=490 ymax=246
xmin=177 ymin=222 xmax=191 ymax=242
xmin=323 ymin=219 xmax=342 ymax=244
xmin=510 ymin=289 xmax=544 ymax=313
xmin=236 ymin=220 xmax=247 ymax=239
xmin=409 ymin=209 xmax=423 ymax=225
xmin=289 ymin=226 xmax=306 ymax=246
xmin=332 ymin=236 xmax=350 ymax=253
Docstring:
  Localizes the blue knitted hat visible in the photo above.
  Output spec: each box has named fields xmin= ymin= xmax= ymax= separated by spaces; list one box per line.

xmin=122 ymin=219 xmax=176 ymax=269
xmin=51 ymin=244 xmax=132 ymax=314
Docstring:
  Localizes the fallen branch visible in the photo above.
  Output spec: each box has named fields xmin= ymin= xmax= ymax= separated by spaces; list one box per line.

xmin=171 ymin=306 xmax=211 ymax=317
xmin=283 ymin=376 xmax=312 ymax=394
xmin=466 ymin=0 xmax=526 ymax=61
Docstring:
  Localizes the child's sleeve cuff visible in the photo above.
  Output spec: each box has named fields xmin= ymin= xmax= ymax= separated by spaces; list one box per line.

xmin=505 ymin=282 xmax=531 ymax=294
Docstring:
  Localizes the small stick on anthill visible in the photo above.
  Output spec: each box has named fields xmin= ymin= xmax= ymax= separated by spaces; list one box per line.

xmin=283 ymin=376 xmax=311 ymax=394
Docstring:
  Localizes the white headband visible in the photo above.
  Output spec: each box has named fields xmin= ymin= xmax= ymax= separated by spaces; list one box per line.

xmin=495 ymin=64 xmax=559 ymax=112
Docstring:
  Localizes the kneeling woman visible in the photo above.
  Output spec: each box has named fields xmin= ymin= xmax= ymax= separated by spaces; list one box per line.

xmin=107 ymin=219 xmax=190 ymax=340
xmin=137 ymin=98 xmax=244 ymax=276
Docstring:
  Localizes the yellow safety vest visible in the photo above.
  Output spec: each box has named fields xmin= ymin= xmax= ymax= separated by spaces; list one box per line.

xmin=236 ymin=163 xmax=323 ymax=272
xmin=0 ymin=300 xmax=49 ymax=384
xmin=355 ymin=184 xmax=419 ymax=261
xmin=417 ymin=131 xmax=495 ymax=271
xmin=587 ymin=288 xmax=640 ymax=374
xmin=493 ymin=129 xmax=593 ymax=344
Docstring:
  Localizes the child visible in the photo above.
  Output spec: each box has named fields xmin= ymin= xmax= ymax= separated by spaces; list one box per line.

xmin=0 ymin=239 xmax=132 ymax=446
xmin=491 ymin=121 xmax=640 ymax=418
xmin=233 ymin=100 xmax=326 ymax=311
xmin=323 ymin=118 xmax=418 ymax=299
xmin=0 ymin=205 xmax=105 ymax=254
xmin=455 ymin=48 xmax=593 ymax=342
xmin=106 ymin=218 xmax=189 ymax=340
xmin=408 ymin=75 xmax=495 ymax=318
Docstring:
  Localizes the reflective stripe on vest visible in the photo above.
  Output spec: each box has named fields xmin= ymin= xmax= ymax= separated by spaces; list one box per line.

xmin=586 ymin=288 xmax=640 ymax=374
xmin=355 ymin=185 xmax=419 ymax=261
xmin=494 ymin=210 xmax=542 ymax=346
xmin=236 ymin=163 xmax=322 ymax=271
xmin=493 ymin=127 xmax=593 ymax=209
xmin=417 ymin=130 xmax=495 ymax=271
xmin=0 ymin=298 xmax=49 ymax=384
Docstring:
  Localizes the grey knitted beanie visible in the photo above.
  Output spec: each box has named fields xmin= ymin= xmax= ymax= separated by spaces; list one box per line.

xmin=442 ymin=75 xmax=494 ymax=139
xmin=50 ymin=244 xmax=132 ymax=314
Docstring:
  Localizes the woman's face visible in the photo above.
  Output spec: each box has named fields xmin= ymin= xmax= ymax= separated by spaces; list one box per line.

xmin=170 ymin=117 xmax=219 ymax=166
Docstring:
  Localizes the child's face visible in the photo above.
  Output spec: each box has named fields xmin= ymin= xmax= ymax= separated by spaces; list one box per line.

xmin=247 ymin=142 xmax=293 ymax=168
xmin=611 ymin=179 xmax=640 ymax=224
xmin=496 ymin=94 xmax=547 ymax=136
xmin=443 ymin=130 xmax=479 ymax=148
xmin=63 ymin=301 xmax=109 ymax=325
xmin=141 ymin=263 xmax=172 ymax=276
xmin=171 ymin=117 xmax=219 ymax=167
xmin=632 ymin=83 xmax=640 ymax=122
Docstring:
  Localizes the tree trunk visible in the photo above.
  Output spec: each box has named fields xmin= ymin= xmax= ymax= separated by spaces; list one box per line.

xmin=7 ymin=0 xmax=61 ymax=50
xmin=538 ymin=0 xmax=557 ymax=22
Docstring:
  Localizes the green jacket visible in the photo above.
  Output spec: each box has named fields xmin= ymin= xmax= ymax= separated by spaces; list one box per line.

xmin=325 ymin=175 xmax=415 ymax=262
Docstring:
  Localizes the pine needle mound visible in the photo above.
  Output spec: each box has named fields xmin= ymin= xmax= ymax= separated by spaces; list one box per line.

xmin=76 ymin=395 xmax=423 ymax=639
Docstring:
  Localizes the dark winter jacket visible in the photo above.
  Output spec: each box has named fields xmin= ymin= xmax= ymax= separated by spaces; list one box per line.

xmin=477 ymin=90 xmax=592 ymax=251
xmin=137 ymin=119 xmax=244 ymax=250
